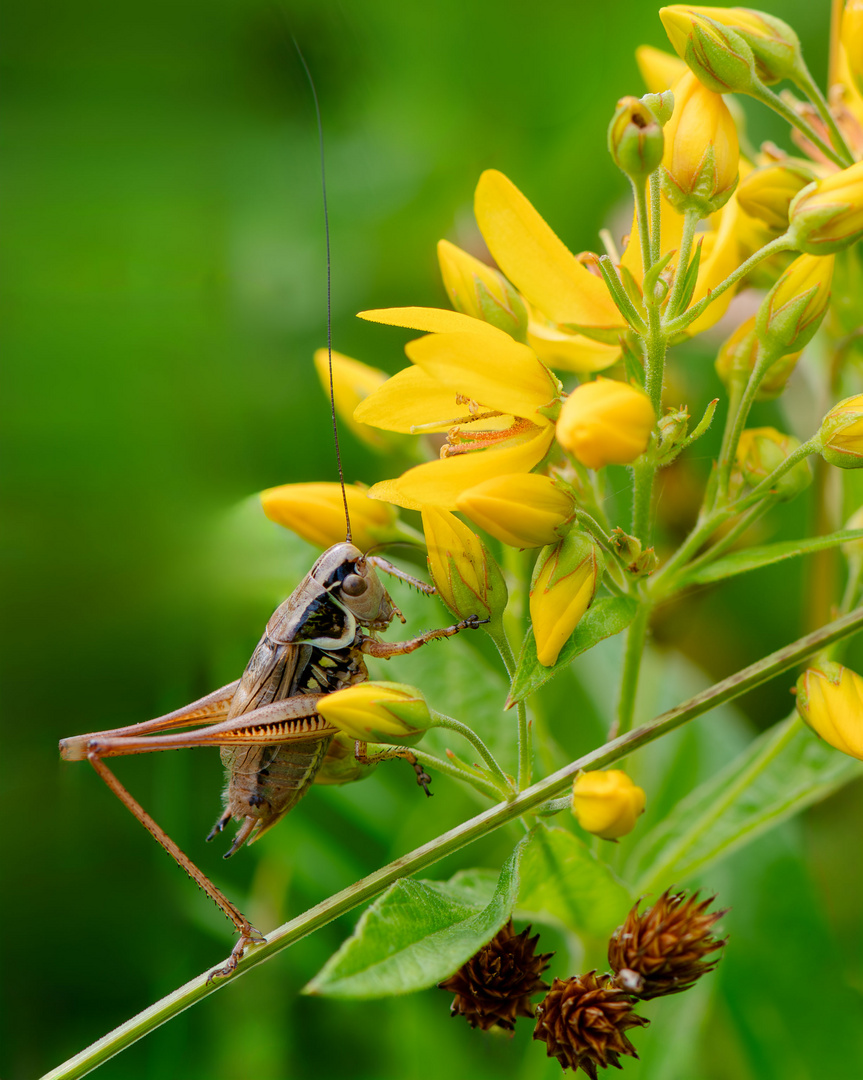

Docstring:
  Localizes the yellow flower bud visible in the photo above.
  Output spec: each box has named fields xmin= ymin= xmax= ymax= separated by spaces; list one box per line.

xmin=735 ymin=427 xmax=812 ymax=500
xmin=317 ymin=682 xmax=433 ymax=746
xmin=530 ymin=530 xmax=603 ymax=667
xmin=571 ymin=770 xmax=646 ymax=840
xmin=842 ymin=0 xmax=863 ymax=96
xmin=437 ymin=239 xmax=528 ymax=341
xmin=261 ymin=482 xmax=398 ymax=552
xmin=635 ymin=44 xmax=687 ymax=94
xmin=819 ymin=394 xmax=863 ymax=468
xmin=456 ymin=473 xmax=575 ymax=549
xmin=796 ymin=663 xmax=863 ymax=761
xmin=422 ymin=507 xmax=507 ymax=623
xmin=736 ymin=161 xmax=818 ymax=231
xmin=313 ymin=349 xmax=392 ymax=452
xmin=556 ymin=378 xmax=656 ymax=471
xmin=661 ymin=71 xmax=740 ymax=216
xmin=715 ymin=315 xmax=800 ymax=400
xmin=608 ymin=96 xmax=665 ymax=179
xmin=660 ymin=6 xmax=760 ymax=94
xmin=755 ymin=253 xmax=834 ymax=357
xmin=671 ymin=6 xmax=804 ymax=85
xmin=787 ymin=160 xmax=863 ymax=254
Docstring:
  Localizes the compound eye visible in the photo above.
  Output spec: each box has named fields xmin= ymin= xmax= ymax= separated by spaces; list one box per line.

xmin=341 ymin=573 xmax=368 ymax=597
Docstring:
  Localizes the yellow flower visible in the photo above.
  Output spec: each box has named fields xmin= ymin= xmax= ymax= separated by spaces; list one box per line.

xmin=787 ymin=160 xmax=863 ymax=254
xmin=660 ymin=6 xmax=759 ymax=94
xmin=456 ymin=473 xmax=575 ymax=549
xmin=556 ymin=378 xmax=656 ymax=470
xmin=842 ymin=0 xmax=863 ymax=97
xmin=473 ymin=169 xmax=625 ymax=333
xmin=530 ymin=531 xmax=603 ymax=667
xmin=635 ymin=44 xmax=687 ymax=93
xmin=796 ymin=663 xmax=863 ymax=760
xmin=313 ymin=349 xmax=393 ymax=452
xmin=734 ymin=427 xmax=811 ymax=500
xmin=665 ymin=6 xmax=804 ymax=86
xmin=436 ymin=239 xmax=528 ymax=340
xmin=260 ymin=482 xmax=397 ymax=551
xmin=354 ymin=307 xmax=560 ymax=510
xmin=755 ymin=253 xmax=835 ymax=356
xmin=715 ymin=315 xmax=800 ymax=400
xmin=736 ymin=161 xmax=818 ymax=232
xmin=422 ymin=506 xmax=507 ymax=623
xmin=820 ymin=394 xmax=863 ymax=468
xmin=571 ymin=770 xmax=646 ymax=840
xmin=661 ymin=70 xmax=740 ymax=216
xmin=317 ymin=682 xmax=433 ymax=746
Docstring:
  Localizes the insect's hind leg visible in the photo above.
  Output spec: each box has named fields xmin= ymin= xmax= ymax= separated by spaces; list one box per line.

xmin=86 ymin=753 xmax=264 ymax=978
xmin=354 ymin=742 xmax=433 ymax=797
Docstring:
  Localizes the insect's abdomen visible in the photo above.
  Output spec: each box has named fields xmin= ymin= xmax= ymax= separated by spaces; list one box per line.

xmin=220 ymin=735 xmax=334 ymax=838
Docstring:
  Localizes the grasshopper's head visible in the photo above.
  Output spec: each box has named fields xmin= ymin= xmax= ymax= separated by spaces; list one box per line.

xmin=314 ymin=542 xmax=400 ymax=631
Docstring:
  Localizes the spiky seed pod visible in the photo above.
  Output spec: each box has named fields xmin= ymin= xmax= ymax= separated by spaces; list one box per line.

xmin=608 ymin=890 xmax=727 ymax=1000
xmin=438 ymin=920 xmax=554 ymax=1031
xmin=533 ymin=971 xmax=648 ymax=1077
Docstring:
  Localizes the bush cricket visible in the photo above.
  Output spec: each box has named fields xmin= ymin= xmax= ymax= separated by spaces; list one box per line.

xmin=58 ymin=47 xmax=482 ymax=979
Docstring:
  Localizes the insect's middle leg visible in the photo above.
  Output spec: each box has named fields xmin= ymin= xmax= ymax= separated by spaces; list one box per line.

xmin=353 ymin=741 xmax=433 ymax=796
xmin=361 ymin=614 xmax=486 ymax=659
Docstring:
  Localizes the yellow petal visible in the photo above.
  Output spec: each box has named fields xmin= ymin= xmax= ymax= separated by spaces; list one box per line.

xmin=357 ymin=306 xmax=506 ymax=337
xmin=366 ymin=427 xmax=555 ymax=510
xmin=354 ymin=366 xmax=464 ymax=433
xmin=474 ymin=170 xmax=624 ymax=330
xmin=528 ymin=318 xmax=621 ymax=373
xmin=313 ymin=348 xmax=390 ymax=450
xmin=405 ymin=332 xmax=559 ymax=416
xmin=635 ymin=44 xmax=687 ymax=94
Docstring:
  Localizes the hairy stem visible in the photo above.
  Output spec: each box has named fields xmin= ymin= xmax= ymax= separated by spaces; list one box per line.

xmin=432 ymin=712 xmax=515 ymax=795
xmin=43 ymin=608 xmax=863 ymax=1080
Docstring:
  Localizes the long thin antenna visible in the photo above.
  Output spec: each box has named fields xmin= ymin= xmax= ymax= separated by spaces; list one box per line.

xmin=292 ymin=37 xmax=352 ymax=544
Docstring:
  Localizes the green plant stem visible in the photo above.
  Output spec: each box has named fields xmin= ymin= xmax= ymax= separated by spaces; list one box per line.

xmin=493 ymin=630 xmax=532 ymax=790
xmin=631 ymin=176 xmax=653 ymax=275
xmin=792 ymin=69 xmax=855 ymax=167
xmin=712 ymin=349 xmax=774 ymax=508
xmin=684 ymin=497 xmax=777 ymax=578
xmin=750 ymin=82 xmax=849 ymax=169
xmin=649 ymin=169 xmax=662 ymax=264
xmin=432 ymin=712 xmax=514 ymax=795
xmin=665 ymin=209 xmax=699 ymax=317
xmin=665 ymin=235 xmax=792 ymax=337
xmin=42 ymin=607 xmax=863 ymax=1080
xmin=611 ymin=601 xmax=651 ymax=740
xmin=651 ymin=437 xmax=822 ymax=596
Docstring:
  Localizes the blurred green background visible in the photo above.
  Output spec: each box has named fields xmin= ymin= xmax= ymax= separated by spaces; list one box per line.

xmin=4 ymin=0 xmax=862 ymax=1077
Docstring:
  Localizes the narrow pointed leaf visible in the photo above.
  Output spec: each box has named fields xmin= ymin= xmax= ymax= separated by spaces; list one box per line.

xmin=626 ymin=715 xmax=863 ymax=894
xmin=682 ymin=530 xmax=863 ymax=587
xmin=508 ymin=596 xmax=637 ymax=706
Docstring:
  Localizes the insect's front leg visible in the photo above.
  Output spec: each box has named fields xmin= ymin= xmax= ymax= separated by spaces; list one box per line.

xmin=361 ymin=614 xmax=486 ymax=659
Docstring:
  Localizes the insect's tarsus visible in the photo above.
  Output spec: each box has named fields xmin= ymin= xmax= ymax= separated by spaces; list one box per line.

xmin=291 ymin=36 xmax=352 ymax=544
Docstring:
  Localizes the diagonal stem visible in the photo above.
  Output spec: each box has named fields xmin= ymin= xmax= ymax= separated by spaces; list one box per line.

xmin=41 ymin=606 xmax=863 ymax=1080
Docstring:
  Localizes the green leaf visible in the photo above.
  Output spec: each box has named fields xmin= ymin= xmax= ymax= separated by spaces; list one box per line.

xmin=517 ymin=825 xmax=632 ymax=940
xmin=507 ymin=596 xmax=637 ymax=706
xmin=626 ymin=715 xmax=863 ymax=894
xmin=682 ymin=529 xmax=863 ymax=586
xmin=303 ymin=835 xmax=528 ymax=998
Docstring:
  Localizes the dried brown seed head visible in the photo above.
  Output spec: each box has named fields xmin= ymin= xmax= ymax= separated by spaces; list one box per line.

xmin=608 ymin=889 xmax=727 ymax=1000
xmin=438 ymin=919 xmax=554 ymax=1031
xmin=533 ymin=971 xmax=648 ymax=1077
